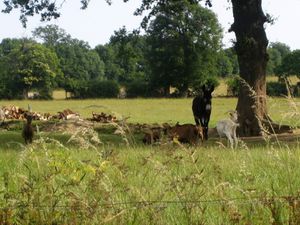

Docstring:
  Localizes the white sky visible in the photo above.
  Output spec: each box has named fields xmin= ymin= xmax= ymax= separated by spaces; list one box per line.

xmin=0 ymin=0 xmax=299 ymax=50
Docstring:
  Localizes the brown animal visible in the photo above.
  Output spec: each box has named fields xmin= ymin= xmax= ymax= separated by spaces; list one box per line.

xmin=168 ymin=123 xmax=203 ymax=145
xmin=22 ymin=113 xmax=34 ymax=144
xmin=142 ymin=128 xmax=162 ymax=144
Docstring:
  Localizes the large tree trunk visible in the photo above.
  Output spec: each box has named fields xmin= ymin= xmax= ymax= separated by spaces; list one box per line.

xmin=230 ymin=0 xmax=269 ymax=137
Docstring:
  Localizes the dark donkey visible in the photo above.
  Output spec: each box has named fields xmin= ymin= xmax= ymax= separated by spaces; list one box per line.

xmin=192 ymin=85 xmax=214 ymax=140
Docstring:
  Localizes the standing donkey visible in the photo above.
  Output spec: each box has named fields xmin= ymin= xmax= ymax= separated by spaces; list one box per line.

xmin=192 ymin=85 xmax=214 ymax=140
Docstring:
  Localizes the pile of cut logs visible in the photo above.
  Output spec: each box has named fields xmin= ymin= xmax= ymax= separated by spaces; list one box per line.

xmin=0 ymin=105 xmax=119 ymax=123
xmin=90 ymin=112 xmax=118 ymax=123
xmin=0 ymin=106 xmax=80 ymax=121
xmin=57 ymin=109 xmax=80 ymax=120
xmin=2 ymin=106 xmax=26 ymax=120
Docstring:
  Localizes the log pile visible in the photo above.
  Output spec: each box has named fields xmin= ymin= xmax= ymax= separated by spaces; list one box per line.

xmin=1 ymin=105 xmax=53 ymax=121
xmin=90 ymin=112 xmax=118 ymax=123
xmin=0 ymin=106 xmax=81 ymax=121
xmin=31 ymin=112 xmax=53 ymax=121
xmin=0 ymin=105 xmax=118 ymax=123
xmin=2 ymin=106 xmax=26 ymax=120
xmin=57 ymin=109 xmax=80 ymax=120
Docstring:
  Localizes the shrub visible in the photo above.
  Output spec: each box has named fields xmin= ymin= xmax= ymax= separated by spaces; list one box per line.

xmin=226 ymin=75 xmax=240 ymax=96
xmin=66 ymin=80 xmax=89 ymax=99
xmin=266 ymin=82 xmax=288 ymax=96
xmin=205 ymin=76 xmax=220 ymax=89
xmin=36 ymin=88 xmax=53 ymax=100
xmin=294 ymin=82 xmax=300 ymax=97
xmin=87 ymin=80 xmax=119 ymax=98
xmin=125 ymin=80 xmax=150 ymax=98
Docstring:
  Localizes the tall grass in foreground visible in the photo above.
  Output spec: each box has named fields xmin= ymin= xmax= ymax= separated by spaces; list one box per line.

xmin=1 ymin=96 xmax=300 ymax=224
xmin=1 ymin=139 xmax=300 ymax=224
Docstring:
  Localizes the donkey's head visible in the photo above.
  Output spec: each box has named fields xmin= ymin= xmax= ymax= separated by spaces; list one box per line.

xmin=202 ymin=85 xmax=214 ymax=111
xmin=201 ymin=85 xmax=214 ymax=140
xmin=202 ymin=85 xmax=214 ymax=99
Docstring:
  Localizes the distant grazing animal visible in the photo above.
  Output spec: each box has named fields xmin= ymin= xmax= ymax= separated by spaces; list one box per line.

xmin=216 ymin=110 xmax=239 ymax=149
xmin=192 ymin=85 xmax=214 ymax=140
xmin=22 ymin=113 xmax=34 ymax=144
xmin=168 ymin=123 xmax=203 ymax=145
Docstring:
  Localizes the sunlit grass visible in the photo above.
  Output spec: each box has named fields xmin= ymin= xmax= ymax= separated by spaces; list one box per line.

xmin=0 ymin=97 xmax=298 ymax=127
xmin=1 ymin=144 xmax=300 ymax=224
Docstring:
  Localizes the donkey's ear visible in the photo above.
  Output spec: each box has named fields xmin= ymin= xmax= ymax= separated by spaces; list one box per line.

xmin=209 ymin=85 xmax=214 ymax=93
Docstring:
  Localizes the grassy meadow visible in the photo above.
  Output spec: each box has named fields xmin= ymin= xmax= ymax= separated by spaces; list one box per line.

xmin=1 ymin=97 xmax=300 ymax=224
xmin=0 ymin=96 xmax=298 ymax=126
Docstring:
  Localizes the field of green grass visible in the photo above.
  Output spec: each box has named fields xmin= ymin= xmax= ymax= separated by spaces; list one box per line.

xmin=1 ymin=97 xmax=300 ymax=224
xmin=0 ymin=96 xmax=298 ymax=126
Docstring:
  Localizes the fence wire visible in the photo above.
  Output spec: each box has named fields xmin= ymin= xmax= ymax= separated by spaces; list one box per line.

xmin=0 ymin=195 xmax=299 ymax=210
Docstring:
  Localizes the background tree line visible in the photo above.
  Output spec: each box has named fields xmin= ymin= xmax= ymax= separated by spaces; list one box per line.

xmin=0 ymin=3 xmax=298 ymax=99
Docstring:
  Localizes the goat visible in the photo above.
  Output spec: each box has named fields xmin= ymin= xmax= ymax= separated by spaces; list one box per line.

xmin=216 ymin=110 xmax=239 ymax=149
xmin=142 ymin=128 xmax=162 ymax=144
xmin=168 ymin=123 xmax=203 ymax=145
xmin=192 ymin=85 xmax=214 ymax=140
xmin=22 ymin=113 xmax=34 ymax=144
xmin=142 ymin=124 xmax=171 ymax=145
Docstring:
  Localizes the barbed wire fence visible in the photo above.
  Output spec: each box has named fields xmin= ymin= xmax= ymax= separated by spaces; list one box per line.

xmin=1 ymin=195 xmax=299 ymax=210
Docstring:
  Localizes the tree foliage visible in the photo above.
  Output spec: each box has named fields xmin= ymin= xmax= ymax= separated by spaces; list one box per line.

xmin=0 ymin=38 xmax=61 ymax=99
xmin=55 ymin=40 xmax=105 ymax=95
xmin=94 ymin=44 xmax=120 ymax=81
xmin=269 ymin=42 xmax=291 ymax=59
xmin=221 ymin=41 xmax=291 ymax=76
xmin=2 ymin=0 xmax=60 ymax=27
xmin=1 ymin=0 xmax=212 ymax=28
xmin=32 ymin=24 xmax=71 ymax=47
xmin=266 ymin=42 xmax=291 ymax=75
xmin=32 ymin=25 xmax=106 ymax=95
xmin=106 ymin=27 xmax=147 ymax=83
xmin=216 ymin=48 xmax=239 ymax=77
xmin=266 ymin=48 xmax=281 ymax=75
xmin=275 ymin=50 xmax=300 ymax=78
xmin=146 ymin=1 xmax=222 ymax=96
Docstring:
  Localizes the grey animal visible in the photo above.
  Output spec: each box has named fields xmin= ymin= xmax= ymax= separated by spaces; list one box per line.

xmin=216 ymin=110 xmax=239 ymax=149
